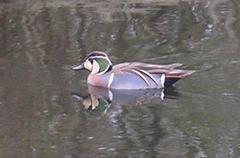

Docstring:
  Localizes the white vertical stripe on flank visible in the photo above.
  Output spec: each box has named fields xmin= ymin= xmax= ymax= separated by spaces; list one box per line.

xmin=108 ymin=73 xmax=114 ymax=88
xmin=160 ymin=74 xmax=165 ymax=88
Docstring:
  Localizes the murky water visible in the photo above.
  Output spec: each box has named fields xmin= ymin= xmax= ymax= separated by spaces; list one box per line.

xmin=0 ymin=0 xmax=240 ymax=157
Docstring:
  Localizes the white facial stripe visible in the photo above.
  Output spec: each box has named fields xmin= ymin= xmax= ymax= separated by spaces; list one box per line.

xmin=108 ymin=73 xmax=114 ymax=88
xmin=91 ymin=60 xmax=100 ymax=74
xmin=89 ymin=56 xmax=112 ymax=65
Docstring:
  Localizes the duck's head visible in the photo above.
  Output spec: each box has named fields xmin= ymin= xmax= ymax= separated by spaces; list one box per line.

xmin=72 ymin=51 xmax=112 ymax=75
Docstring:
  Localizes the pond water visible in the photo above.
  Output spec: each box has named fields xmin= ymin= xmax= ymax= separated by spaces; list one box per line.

xmin=0 ymin=0 xmax=240 ymax=157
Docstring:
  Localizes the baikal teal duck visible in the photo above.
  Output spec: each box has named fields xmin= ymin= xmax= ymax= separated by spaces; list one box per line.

xmin=72 ymin=51 xmax=195 ymax=89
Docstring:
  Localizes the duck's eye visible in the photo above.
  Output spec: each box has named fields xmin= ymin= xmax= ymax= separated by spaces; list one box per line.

xmin=88 ymin=58 xmax=94 ymax=64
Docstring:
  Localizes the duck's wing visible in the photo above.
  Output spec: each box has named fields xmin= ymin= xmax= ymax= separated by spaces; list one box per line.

xmin=113 ymin=62 xmax=182 ymax=71
xmin=113 ymin=62 xmax=195 ymax=79
xmin=113 ymin=62 xmax=182 ymax=70
xmin=148 ymin=69 xmax=195 ymax=78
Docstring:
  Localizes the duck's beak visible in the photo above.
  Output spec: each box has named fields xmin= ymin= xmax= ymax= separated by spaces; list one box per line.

xmin=72 ymin=64 xmax=84 ymax=71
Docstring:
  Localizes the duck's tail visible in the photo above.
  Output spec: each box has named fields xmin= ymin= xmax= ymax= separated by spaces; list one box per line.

xmin=164 ymin=70 xmax=195 ymax=87
xmin=166 ymin=70 xmax=195 ymax=78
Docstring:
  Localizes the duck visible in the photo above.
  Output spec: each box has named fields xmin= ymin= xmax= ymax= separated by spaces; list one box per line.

xmin=72 ymin=51 xmax=195 ymax=89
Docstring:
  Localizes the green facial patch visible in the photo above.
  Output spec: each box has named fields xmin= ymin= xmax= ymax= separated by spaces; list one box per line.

xmin=95 ymin=58 xmax=109 ymax=73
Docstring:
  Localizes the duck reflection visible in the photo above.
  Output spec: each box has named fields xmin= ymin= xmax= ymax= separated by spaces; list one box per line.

xmin=72 ymin=85 xmax=178 ymax=115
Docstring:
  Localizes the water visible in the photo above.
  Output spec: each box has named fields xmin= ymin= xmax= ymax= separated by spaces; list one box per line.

xmin=0 ymin=0 xmax=240 ymax=157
